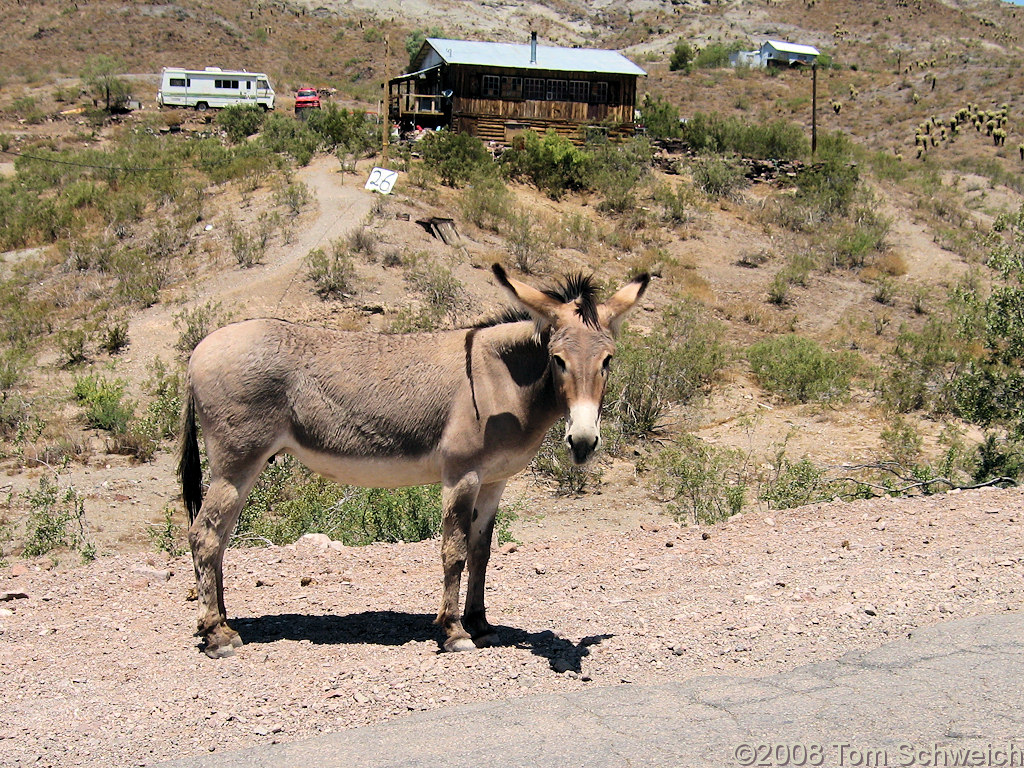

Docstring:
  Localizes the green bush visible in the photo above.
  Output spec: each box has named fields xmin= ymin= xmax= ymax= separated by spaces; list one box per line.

xmin=654 ymin=435 xmax=746 ymax=524
xmin=689 ymin=153 xmax=748 ymax=199
xmin=305 ymin=239 xmax=357 ymax=299
xmin=72 ymin=374 xmax=134 ymax=434
xmin=608 ymin=301 xmax=727 ymax=437
xmin=306 ymin=104 xmax=378 ymax=156
xmin=21 ymin=476 xmax=89 ymax=558
xmin=759 ymin=455 xmax=833 ymax=510
xmin=669 ymin=39 xmax=695 ymax=72
xmin=258 ymin=113 xmax=320 ymax=165
xmin=237 ymin=455 xmax=442 ymax=545
xmin=460 ymin=175 xmax=512 ymax=231
xmin=216 ymin=105 xmax=266 ymax=143
xmin=174 ymin=301 xmax=229 ymax=355
xmin=420 ymin=131 xmax=495 ymax=187
xmin=747 ymin=334 xmax=855 ymax=404
xmin=694 ymin=41 xmax=748 ymax=69
xmin=681 ymin=112 xmax=809 ymax=160
xmin=639 ymin=95 xmax=682 ymax=139
xmin=501 ymin=130 xmax=591 ymax=198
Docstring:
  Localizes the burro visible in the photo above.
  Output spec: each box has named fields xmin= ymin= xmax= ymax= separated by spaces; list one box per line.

xmin=178 ymin=264 xmax=649 ymax=658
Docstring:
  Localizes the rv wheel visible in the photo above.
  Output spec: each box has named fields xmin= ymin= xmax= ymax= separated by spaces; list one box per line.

xmin=196 ymin=102 xmax=209 ymax=112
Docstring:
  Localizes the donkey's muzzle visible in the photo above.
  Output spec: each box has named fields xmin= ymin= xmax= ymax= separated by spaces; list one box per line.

xmin=566 ymin=433 xmax=599 ymax=465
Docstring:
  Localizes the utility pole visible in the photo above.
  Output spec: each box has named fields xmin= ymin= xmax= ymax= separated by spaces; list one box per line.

xmin=381 ymin=34 xmax=390 ymax=166
xmin=811 ymin=62 xmax=817 ymax=158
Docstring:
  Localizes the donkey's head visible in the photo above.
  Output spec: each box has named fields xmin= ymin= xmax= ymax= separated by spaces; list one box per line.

xmin=493 ymin=264 xmax=649 ymax=464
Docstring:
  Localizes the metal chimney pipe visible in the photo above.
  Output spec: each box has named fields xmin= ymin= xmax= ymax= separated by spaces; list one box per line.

xmin=530 ymin=31 xmax=537 ymax=64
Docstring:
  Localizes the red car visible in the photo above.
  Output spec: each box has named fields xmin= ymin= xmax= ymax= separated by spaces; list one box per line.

xmin=294 ymin=87 xmax=321 ymax=111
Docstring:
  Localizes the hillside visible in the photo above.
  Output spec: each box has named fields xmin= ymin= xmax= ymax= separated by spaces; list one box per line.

xmin=2 ymin=0 xmax=1024 ymax=557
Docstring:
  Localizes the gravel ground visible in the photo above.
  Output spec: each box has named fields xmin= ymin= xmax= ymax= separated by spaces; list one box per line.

xmin=2 ymin=487 xmax=1023 ymax=767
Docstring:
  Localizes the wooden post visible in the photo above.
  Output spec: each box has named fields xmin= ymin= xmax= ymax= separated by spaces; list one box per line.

xmin=811 ymin=62 xmax=817 ymax=158
xmin=381 ymin=35 xmax=390 ymax=166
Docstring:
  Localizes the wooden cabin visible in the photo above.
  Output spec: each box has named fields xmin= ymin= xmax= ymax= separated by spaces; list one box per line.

xmin=388 ymin=34 xmax=647 ymax=144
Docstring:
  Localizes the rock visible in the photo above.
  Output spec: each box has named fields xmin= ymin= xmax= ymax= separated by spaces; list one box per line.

xmin=297 ymin=533 xmax=332 ymax=550
xmin=9 ymin=563 xmax=28 ymax=577
xmin=533 ymin=564 xmax=547 ymax=575
xmin=0 ymin=592 xmax=29 ymax=602
xmin=300 ymin=576 xmax=314 ymax=587
xmin=132 ymin=567 xmax=171 ymax=582
xmin=864 ymin=605 xmax=877 ymax=616
xmin=500 ymin=542 xmax=518 ymax=554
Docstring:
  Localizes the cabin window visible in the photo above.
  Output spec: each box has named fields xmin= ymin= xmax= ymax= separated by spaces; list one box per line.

xmin=169 ymin=77 xmax=186 ymax=87
xmin=546 ymin=79 xmax=568 ymax=101
xmin=214 ymin=79 xmax=240 ymax=89
xmin=568 ymin=80 xmax=590 ymax=103
xmin=524 ymin=77 xmax=545 ymax=100
xmin=501 ymin=76 xmax=523 ymax=99
xmin=591 ymin=81 xmax=608 ymax=104
xmin=482 ymin=75 xmax=500 ymax=98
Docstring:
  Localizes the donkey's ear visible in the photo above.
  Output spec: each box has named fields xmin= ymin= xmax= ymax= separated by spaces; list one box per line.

xmin=599 ymin=273 xmax=650 ymax=336
xmin=492 ymin=264 xmax=563 ymax=326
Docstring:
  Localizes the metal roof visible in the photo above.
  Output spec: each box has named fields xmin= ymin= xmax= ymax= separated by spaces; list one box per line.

xmin=420 ymin=38 xmax=647 ymax=76
xmin=763 ymin=40 xmax=821 ymax=56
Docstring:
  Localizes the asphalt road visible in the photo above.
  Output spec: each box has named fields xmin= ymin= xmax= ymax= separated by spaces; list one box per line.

xmin=155 ymin=612 xmax=1024 ymax=768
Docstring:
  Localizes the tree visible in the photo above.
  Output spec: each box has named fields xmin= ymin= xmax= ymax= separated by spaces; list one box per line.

xmin=669 ymin=39 xmax=694 ymax=72
xmin=405 ymin=26 xmax=444 ymax=71
xmin=639 ymin=95 xmax=682 ymax=139
xmin=82 ymin=55 xmax=132 ymax=112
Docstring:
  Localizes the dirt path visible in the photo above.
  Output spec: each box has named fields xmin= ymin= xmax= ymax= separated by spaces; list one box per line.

xmin=2 ymin=486 xmax=1023 ymax=767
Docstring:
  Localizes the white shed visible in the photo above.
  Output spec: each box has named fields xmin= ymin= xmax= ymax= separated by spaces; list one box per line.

xmin=759 ymin=40 xmax=820 ymax=67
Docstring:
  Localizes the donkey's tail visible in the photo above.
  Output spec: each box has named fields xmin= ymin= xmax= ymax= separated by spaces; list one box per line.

xmin=178 ymin=385 xmax=203 ymax=526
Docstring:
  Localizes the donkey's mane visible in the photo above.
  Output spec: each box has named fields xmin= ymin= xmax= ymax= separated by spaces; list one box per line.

xmin=475 ymin=272 xmax=600 ymax=329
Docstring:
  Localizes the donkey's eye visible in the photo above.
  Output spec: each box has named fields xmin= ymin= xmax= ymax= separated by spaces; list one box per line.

xmin=552 ymin=354 xmax=567 ymax=373
xmin=602 ymin=355 xmax=613 ymax=374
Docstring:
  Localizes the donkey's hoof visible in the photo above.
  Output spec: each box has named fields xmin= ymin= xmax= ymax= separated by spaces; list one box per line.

xmin=203 ymin=642 xmax=237 ymax=659
xmin=444 ymin=636 xmax=478 ymax=653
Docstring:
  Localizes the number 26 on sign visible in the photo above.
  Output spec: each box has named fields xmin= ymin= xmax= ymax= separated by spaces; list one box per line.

xmin=365 ymin=167 xmax=398 ymax=194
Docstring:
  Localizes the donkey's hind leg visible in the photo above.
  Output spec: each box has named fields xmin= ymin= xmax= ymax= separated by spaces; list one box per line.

xmin=189 ymin=475 xmax=253 ymax=658
xmin=463 ymin=480 xmax=506 ymax=647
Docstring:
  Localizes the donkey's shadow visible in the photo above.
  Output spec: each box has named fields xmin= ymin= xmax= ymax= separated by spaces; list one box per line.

xmin=233 ymin=611 xmax=610 ymax=674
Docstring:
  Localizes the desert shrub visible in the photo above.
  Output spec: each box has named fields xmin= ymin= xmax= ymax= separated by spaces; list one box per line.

xmin=347 ymin=226 xmax=377 ymax=257
xmin=174 ymin=301 xmax=229 ymax=355
xmin=747 ymin=334 xmax=855 ymax=404
xmin=21 ymin=476 xmax=90 ymax=558
xmin=652 ymin=181 xmax=699 ymax=226
xmin=216 ymin=104 xmax=266 ymax=143
xmin=306 ymin=104 xmax=378 ymax=156
xmin=501 ymin=130 xmax=591 ymax=198
xmin=759 ymin=454 xmax=834 ymax=510
xmin=98 ymin=322 xmax=129 ymax=354
xmin=226 ymin=215 xmax=272 ymax=267
xmin=258 ymin=113 xmax=320 ymax=165
xmin=460 ymin=175 xmax=512 ymax=231
xmin=148 ymin=507 xmax=186 ymax=557
xmin=274 ymin=180 xmax=312 ymax=215
xmin=792 ymin=131 xmax=860 ymax=221
xmin=403 ymin=257 xmax=467 ymax=325
xmin=506 ymin=207 xmax=545 ymax=274
xmin=680 ymin=112 xmax=808 ymax=160
xmin=669 ymin=39 xmax=695 ymax=72
xmin=588 ymin=136 xmax=652 ymax=213
xmin=880 ymin=415 xmax=924 ymax=467
xmin=608 ymin=301 xmax=727 ymax=437
xmin=639 ymin=95 xmax=682 ymax=139
xmin=236 ymin=455 xmax=441 ymax=545
xmin=879 ymin=318 xmax=956 ymax=414
xmin=694 ymin=40 xmax=748 ymax=69
xmin=306 ymin=239 xmax=357 ymax=299
xmin=972 ymin=433 xmax=1024 ymax=484
xmin=420 ymin=131 xmax=495 ymax=187
xmin=57 ymin=329 xmax=90 ymax=367
xmin=830 ymin=210 xmax=890 ymax=268
xmin=689 ymin=153 xmax=748 ymax=200
xmin=531 ymin=423 xmax=601 ymax=495
xmin=72 ymin=374 xmax=134 ymax=434
xmin=654 ymin=435 xmax=747 ymax=524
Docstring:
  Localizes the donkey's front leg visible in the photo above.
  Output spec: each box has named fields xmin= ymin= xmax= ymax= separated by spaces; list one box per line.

xmin=436 ymin=472 xmax=480 ymax=652
xmin=463 ymin=480 xmax=506 ymax=647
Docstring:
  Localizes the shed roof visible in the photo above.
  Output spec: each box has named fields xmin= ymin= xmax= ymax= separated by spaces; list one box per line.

xmin=763 ymin=40 xmax=821 ymax=57
xmin=416 ymin=38 xmax=647 ymax=76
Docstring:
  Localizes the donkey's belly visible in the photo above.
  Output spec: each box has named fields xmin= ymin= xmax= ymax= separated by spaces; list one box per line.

xmin=286 ymin=444 xmax=442 ymax=489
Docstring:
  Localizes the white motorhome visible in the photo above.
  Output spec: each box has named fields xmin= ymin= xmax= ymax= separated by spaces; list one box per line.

xmin=157 ymin=67 xmax=275 ymax=111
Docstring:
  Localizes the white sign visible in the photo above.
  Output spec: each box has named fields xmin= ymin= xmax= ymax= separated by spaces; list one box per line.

xmin=365 ymin=167 xmax=399 ymax=194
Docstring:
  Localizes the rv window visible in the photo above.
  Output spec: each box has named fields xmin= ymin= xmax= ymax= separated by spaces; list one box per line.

xmin=246 ymin=80 xmax=253 ymax=89
xmin=257 ymin=79 xmax=269 ymax=90
xmin=482 ymin=75 xmax=500 ymax=98
xmin=169 ymin=78 xmax=186 ymax=87
xmin=524 ymin=78 xmax=544 ymax=100
xmin=214 ymin=79 xmax=240 ymax=89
